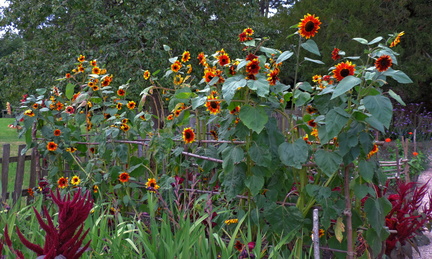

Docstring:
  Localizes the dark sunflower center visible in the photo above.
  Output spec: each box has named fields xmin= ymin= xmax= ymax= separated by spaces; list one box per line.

xmin=340 ymin=69 xmax=350 ymax=78
xmin=185 ymin=132 xmax=191 ymax=139
xmin=210 ymin=102 xmax=218 ymax=109
xmin=150 ymin=182 xmax=155 ymax=187
xmin=380 ymin=59 xmax=390 ymax=67
xmin=305 ymin=21 xmax=315 ymax=32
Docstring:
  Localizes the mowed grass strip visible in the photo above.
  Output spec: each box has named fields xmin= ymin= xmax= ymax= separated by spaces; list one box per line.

xmin=0 ymin=118 xmax=31 ymax=194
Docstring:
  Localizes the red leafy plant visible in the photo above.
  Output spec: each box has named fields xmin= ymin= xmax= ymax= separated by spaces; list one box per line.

xmin=385 ymin=181 xmax=432 ymax=258
xmin=2 ymin=189 xmax=93 ymax=259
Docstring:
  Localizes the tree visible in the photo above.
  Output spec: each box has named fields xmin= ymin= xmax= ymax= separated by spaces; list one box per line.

xmin=0 ymin=0 xmax=265 ymax=108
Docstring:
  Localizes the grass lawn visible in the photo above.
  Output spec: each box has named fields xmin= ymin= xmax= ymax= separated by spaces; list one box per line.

xmin=0 ymin=118 xmax=31 ymax=194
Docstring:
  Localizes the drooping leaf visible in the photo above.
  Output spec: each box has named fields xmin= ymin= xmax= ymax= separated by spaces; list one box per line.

xmin=276 ymin=51 xmax=294 ymax=63
xmin=222 ymin=75 xmax=247 ymax=104
xmin=363 ymin=95 xmax=393 ymax=129
xmin=278 ymin=138 xmax=309 ymax=169
xmin=383 ymin=68 xmax=413 ymax=84
xmin=331 ymin=76 xmax=362 ymax=99
xmin=322 ymin=107 xmax=350 ymax=142
xmin=335 ymin=217 xmax=345 ymax=243
xmin=65 ymin=83 xmax=75 ymax=100
xmin=314 ymin=149 xmax=342 ymax=177
xmin=304 ymin=57 xmax=324 ymax=64
xmin=388 ymin=89 xmax=406 ymax=106
xmin=301 ymin=39 xmax=321 ymax=56
xmin=239 ymin=105 xmax=268 ymax=134
xmin=352 ymin=37 xmax=368 ymax=44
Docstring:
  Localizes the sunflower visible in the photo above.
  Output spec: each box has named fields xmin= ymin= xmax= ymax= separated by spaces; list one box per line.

xmin=47 ymin=141 xmax=58 ymax=151
xmin=218 ymin=54 xmax=231 ymax=67
xmin=333 ymin=61 xmax=356 ymax=81
xmin=122 ymin=118 xmax=129 ymax=124
xmin=209 ymin=130 xmax=218 ymax=140
xmin=24 ymin=109 xmax=35 ymax=117
xmin=65 ymin=73 xmax=72 ymax=78
xmin=92 ymin=67 xmax=101 ymax=74
xmin=93 ymin=185 xmax=99 ymax=193
xmin=267 ymin=69 xmax=280 ymax=86
xmin=65 ymin=106 xmax=75 ymax=114
xmin=70 ymin=175 xmax=81 ymax=186
xmin=306 ymin=105 xmax=318 ymax=114
xmin=230 ymin=106 xmax=240 ymax=115
xmin=197 ymin=52 xmax=207 ymax=66
xmin=229 ymin=64 xmax=237 ymax=75
xmin=119 ymin=172 xmax=130 ymax=183
xmin=298 ymin=13 xmax=321 ymax=39
xmin=308 ymin=119 xmax=317 ymax=127
xmin=181 ymin=51 xmax=191 ymax=63
xmin=246 ymin=59 xmax=260 ymax=75
xmin=77 ymin=55 xmax=85 ymax=62
xmin=390 ymin=31 xmax=404 ymax=48
xmin=117 ymin=89 xmax=126 ymax=96
xmin=312 ymin=75 xmax=322 ymax=83
xmin=56 ymin=102 xmax=64 ymax=111
xmin=167 ymin=114 xmax=174 ymax=120
xmin=100 ymin=69 xmax=107 ymax=75
xmin=246 ymin=53 xmax=258 ymax=61
xmin=90 ymin=60 xmax=97 ymax=66
xmin=171 ymin=60 xmax=182 ymax=72
xmin=234 ymin=240 xmax=244 ymax=251
xmin=173 ymin=75 xmax=184 ymax=85
xmin=92 ymin=85 xmax=100 ymax=91
xmin=120 ymin=123 xmax=130 ymax=132
xmin=143 ymin=70 xmax=151 ymax=80
xmin=127 ymin=101 xmax=136 ymax=110
xmin=243 ymin=27 xmax=254 ymax=36
xmin=366 ymin=144 xmax=379 ymax=159
xmin=116 ymin=103 xmax=123 ymax=110
xmin=224 ymin=219 xmax=239 ymax=225
xmin=145 ymin=178 xmax=160 ymax=192
xmin=331 ymin=48 xmax=341 ymax=61
xmin=186 ymin=64 xmax=193 ymax=74
xmin=58 ymin=177 xmax=68 ymax=188
xmin=27 ymin=188 xmax=34 ymax=197
xmin=238 ymin=31 xmax=252 ymax=42
xmin=203 ymin=70 xmax=216 ymax=83
xmin=65 ymin=147 xmax=77 ymax=153
xmin=182 ymin=127 xmax=195 ymax=144
xmin=375 ymin=55 xmax=392 ymax=72
xmin=78 ymin=65 xmax=85 ymax=73
xmin=53 ymin=129 xmax=61 ymax=136
xmin=205 ymin=96 xmax=221 ymax=115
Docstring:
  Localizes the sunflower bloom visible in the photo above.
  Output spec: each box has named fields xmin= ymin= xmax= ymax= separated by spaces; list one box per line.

xmin=145 ymin=178 xmax=160 ymax=193
xmin=204 ymin=70 xmax=216 ymax=83
xmin=119 ymin=172 xmax=130 ymax=183
xmin=246 ymin=59 xmax=260 ymax=75
xmin=171 ymin=60 xmax=182 ymax=72
xmin=333 ymin=61 xmax=356 ymax=81
xmin=173 ymin=74 xmax=184 ymax=85
xmin=182 ymin=127 xmax=195 ymax=144
xmin=186 ymin=64 xmax=193 ymax=74
xmin=218 ymin=54 xmax=231 ymax=67
xmin=117 ymin=89 xmax=126 ymax=96
xmin=127 ymin=101 xmax=136 ymax=110
xmin=77 ymin=55 xmax=85 ymax=62
xmin=230 ymin=106 xmax=240 ymax=115
xmin=243 ymin=27 xmax=254 ymax=36
xmin=65 ymin=73 xmax=72 ymax=78
xmin=143 ymin=70 xmax=151 ymax=80
xmin=181 ymin=51 xmax=191 ymax=63
xmin=390 ymin=31 xmax=404 ymax=48
xmin=375 ymin=55 xmax=393 ymax=72
xmin=90 ymin=60 xmax=97 ymax=66
xmin=93 ymin=185 xmax=99 ymax=193
xmin=24 ymin=109 xmax=35 ymax=117
xmin=92 ymin=67 xmax=101 ymax=74
xmin=367 ymin=144 xmax=379 ymax=159
xmin=53 ymin=129 xmax=61 ymax=136
xmin=267 ymin=69 xmax=280 ymax=85
xmin=298 ymin=13 xmax=321 ymax=39
xmin=225 ymin=219 xmax=239 ymax=225
xmin=167 ymin=114 xmax=174 ymax=120
xmin=331 ymin=48 xmax=341 ymax=61
xmin=308 ymin=120 xmax=317 ymax=127
xmin=47 ymin=142 xmax=58 ymax=151
xmin=57 ymin=177 xmax=68 ymax=188
xmin=120 ymin=123 xmax=130 ymax=132
xmin=65 ymin=106 xmax=75 ymax=114
xmin=70 ymin=176 xmax=81 ymax=186
xmin=205 ymin=96 xmax=221 ymax=115
xmin=116 ymin=103 xmax=123 ymax=110
xmin=197 ymin=52 xmax=207 ymax=66
xmin=66 ymin=147 xmax=77 ymax=153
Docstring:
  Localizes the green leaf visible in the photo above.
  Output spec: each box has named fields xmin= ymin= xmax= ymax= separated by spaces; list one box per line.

xmin=239 ymin=105 xmax=268 ymax=134
xmin=331 ymin=76 xmax=362 ymax=99
xmin=352 ymin=37 xmax=368 ymax=44
xmin=363 ymin=95 xmax=393 ymax=129
xmin=293 ymin=91 xmax=311 ymax=106
xmin=249 ymin=143 xmax=272 ymax=167
xmin=191 ymin=96 xmax=206 ymax=109
xmin=65 ymin=83 xmax=75 ymax=100
xmin=304 ymin=57 xmax=324 ymax=64
xmin=260 ymin=46 xmax=279 ymax=55
xmin=365 ymin=116 xmax=385 ymax=133
xmin=276 ymin=51 xmax=294 ymax=63
xmin=364 ymin=197 xmax=392 ymax=235
xmin=314 ymin=149 xmax=342 ymax=177
xmin=115 ymin=144 xmax=129 ymax=162
xmin=322 ymin=107 xmax=350 ymax=142
xmin=388 ymin=89 xmax=406 ymax=106
xmin=301 ymin=39 xmax=320 ymax=56
xmin=368 ymin=36 xmax=383 ymax=45
xmin=163 ymin=45 xmax=171 ymax=51
xmin=222 ymin=146 xmax=244 ymax=174
xmin=383 ymin=68 xmax=413 ymax=84
xmin=359 ymin=159 xmax=375 ymax=182
xmin=354 ymin=184 xmax=375 ymax=200
xmin=174 ymin=88 xmax=192 ymax=99
xmin=278 ymin=138 xmax=309 ymax=169
xmin=222 ymin=75 xmax=247 ymax=104
xmin=247 ymin=77 xmax=269 ymax=97
xmin=245 ymin=174 xmax=264 ymax=196
xmin=222 ymin=163 xmax=246 ymax=199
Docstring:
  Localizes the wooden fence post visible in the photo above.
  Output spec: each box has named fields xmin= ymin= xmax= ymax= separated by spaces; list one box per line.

xmin=12 ymin=145 xmax=26 ymax=202
xmin=1 ymin=144 xmax=11 ymax=202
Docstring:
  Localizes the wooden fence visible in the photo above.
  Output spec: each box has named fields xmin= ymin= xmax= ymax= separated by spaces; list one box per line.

xmin=0 ymin=144 xmax=43 ymax=203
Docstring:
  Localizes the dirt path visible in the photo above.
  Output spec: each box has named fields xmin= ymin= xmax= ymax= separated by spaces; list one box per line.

xmin=412 ymin=157 xmax=432 ymax=259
